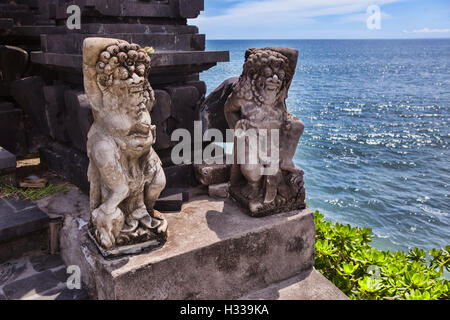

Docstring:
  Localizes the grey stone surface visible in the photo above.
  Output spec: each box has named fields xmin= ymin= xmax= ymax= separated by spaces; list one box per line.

xmin=165 ymin=84 xmax=200 ymax=137
xmin=201 ymin=77 xmax=238 ymax=136
xmin=30 ymin=254 xmax=64 ymax=272
xmin=0 ymin=230 xmax=48 ymax=264
xmin=0 ymin=147 xmax=16 ymax=170
xmin=0 ymin=102 xmax=15 ymax=111
xmin=0 ymin=196 xmax=49 ymax=243
xmin=208 ymin=183 xmax=229 ymax=198
xmin=30 ymin=50 xmax=229 ymax=71
xmin=154 ymin=193 xmax=183 ymax=212
xmin=10 ymin=76 xmax=49 ymax=136
xmin=33 ymin=286 xmax=90 ymax=300
xmin=53 ymin=0 xmax=204 ymax=19
xmin=2 ymin=270 xmax=59 ymax=300
xmin=0 ymin=45 xmax=28 ymax=82
xmin=0 ymin=108 xmax=26 ymax=155
xmin=240 ymin=269 xmax=349 ymax=300
xmin=193 ymin=163 xmax=231 ymax=186
xmin=0 ymin=259 xmax=27 ymax=287
xmin=64 ymin=90 xmax=93 ymax=152
xmin=151 ymin=89 xmax=172 ymax=150
xmin=0 ymin=252 xmax=89 ymax=300
xmin=43 ymin=84 xmax=70 ymax=142
xmin=39 ymin=142 xmax=90 ymax=193
xmin=42 ymin=33 xmax=205 ymax=54
xmin=59 ymin=189 xmax=315 ymax=300
xmin=164 ymin=164 xmax=197 ymax=188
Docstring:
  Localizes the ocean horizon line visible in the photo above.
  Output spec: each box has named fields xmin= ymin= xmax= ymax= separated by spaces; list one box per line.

xmin=206 ymin=38 xmax=450 ymax=41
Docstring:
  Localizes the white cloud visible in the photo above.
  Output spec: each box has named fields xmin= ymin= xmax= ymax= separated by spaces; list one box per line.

xmin=412 ymin=28 xmax=450 ymax=33
xmin=194 ymin=0 xmax=403 ymax=38
xmin=340 ymin=11 xmax=391 ymax=23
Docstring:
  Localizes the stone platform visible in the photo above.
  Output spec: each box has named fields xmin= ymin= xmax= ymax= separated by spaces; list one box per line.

xmin=0 ymin=196 xmax=49 ymax=263
xmin=59 ymin=188 xmax=318 ymax=300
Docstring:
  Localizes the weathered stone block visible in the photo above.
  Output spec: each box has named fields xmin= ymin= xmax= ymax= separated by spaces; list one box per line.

xmin=0 ymin=146 xmax=16 ymax=170
xmin=10 ymin=76 xmax=50 ymax=136
xmin=151 ymin=89 xmax=171 ymax=151
xmin=193 ymin=163 xmax=231 ymax=186
xmin=64 ymin=90 xmax=93 ymax=152
xmin=43 ymin=84 xmax=69 ymax=142
xmin=240 ymin=269 xmax=349 ymax=300
xmin=0 ymin=146 xmax=16 ymax=186
xmin=0 ymin=45 xmax=28 ymax=82
xmin=208 ymin=182 xmax=229 ymax=198
xmin=0 ymin=108 xmax=26 ymax=155
xmin=200 ymin=77 xmax=238 ymax=136
xmin=39 ymin=143 xmax=90 ymax=193
xmin=164 ymin=84 xmax=201 ymax=139
xmin=0 ymin=196 xmax=49 ymax=244
xmin=60 ymin=191 xmax=315 ymax=300
xmin=2 ymin=270 xmax=59 ymax=300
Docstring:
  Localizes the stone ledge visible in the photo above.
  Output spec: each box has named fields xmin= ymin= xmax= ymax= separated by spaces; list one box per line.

xmin=0 ymin=196 xmax=49 ymax=244
xmin=239 ymin=268 xmax=349 ymax=300
xmin=30 ymin=50 xmax=230 ymax=71
xmin=60 ymin=189 xmax=315 ymax=300
xmin=0 ymin=146 xmax=16 ymax=170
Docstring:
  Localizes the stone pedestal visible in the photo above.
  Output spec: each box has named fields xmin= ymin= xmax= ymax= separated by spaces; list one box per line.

xmin=60 ymin=188 xmax=315 ymax=300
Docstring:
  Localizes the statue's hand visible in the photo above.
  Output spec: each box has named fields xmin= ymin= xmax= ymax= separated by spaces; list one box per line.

xmin=150 ymin=125 xmax=157 ymax=145
xmin=92 ymin=206 xmax=125 ymax=249
xmin=235 ymin=119 xmax=251 ymax=131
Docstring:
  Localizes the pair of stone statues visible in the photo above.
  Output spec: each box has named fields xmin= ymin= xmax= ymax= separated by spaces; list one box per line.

xmin=83 ymin=38 xmax=305 ymax=255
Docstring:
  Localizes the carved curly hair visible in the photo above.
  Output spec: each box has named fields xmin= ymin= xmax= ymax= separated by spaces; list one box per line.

xmin=94 ymin=41 xmax=155 ymax=109
xmin=95 ymin=41 xmax=151 ymax=87
xmin=233 ymin=48 xmax=291 ymax=106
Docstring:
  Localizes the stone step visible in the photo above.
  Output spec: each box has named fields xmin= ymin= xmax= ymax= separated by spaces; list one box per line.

xmin=239 ymin=269 xmax=349 ymax=300
xmin=30 ymin=50 xmax=229 ymax=72
xmin=0 ymin=252 xmax=88 ymax=300
xmin=41 ymin=32 xmax=206 ymax=54
xmin=59 ymin=188 xmax=316 ymax=300
xmin=0 ymin=195 xmax=50 ymax=263
xmin=52 ymin=0 xmax=204 ymax=20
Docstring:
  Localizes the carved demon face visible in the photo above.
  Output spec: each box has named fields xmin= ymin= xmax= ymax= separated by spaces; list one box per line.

xmin=95 ymin=42 xmax=156 ymax=156
xmin=239 ymin=49 xmax=290 ymax=106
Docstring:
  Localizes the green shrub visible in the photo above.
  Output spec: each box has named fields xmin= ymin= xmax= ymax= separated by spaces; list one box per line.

xmin=313 ymin=211 xmax=450 ymax=300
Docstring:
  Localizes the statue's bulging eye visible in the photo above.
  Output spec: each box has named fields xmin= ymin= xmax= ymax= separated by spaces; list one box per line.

xmin=264 ymin=67 xmax=273 ymax=78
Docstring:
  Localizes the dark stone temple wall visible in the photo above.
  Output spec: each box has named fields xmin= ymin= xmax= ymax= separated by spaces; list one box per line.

xmin=0 ymin=0 xmax=229 ymax=192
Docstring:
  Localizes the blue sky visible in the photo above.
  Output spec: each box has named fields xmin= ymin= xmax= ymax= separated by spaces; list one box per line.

xmin=192 ymin=0 xmax=450 ymax=39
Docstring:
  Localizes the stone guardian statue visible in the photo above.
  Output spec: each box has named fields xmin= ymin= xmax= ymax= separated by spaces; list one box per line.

xmin=224 ymin=47 xmax=306 ymax=216
xmin=83 ymin=38 xmax=167 ymax=255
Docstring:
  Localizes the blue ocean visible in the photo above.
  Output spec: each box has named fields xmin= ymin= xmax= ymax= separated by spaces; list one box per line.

xmin=201 ymin=39 xmax=450 ymax=252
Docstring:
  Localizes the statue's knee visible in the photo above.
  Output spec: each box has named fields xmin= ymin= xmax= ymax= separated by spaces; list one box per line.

xmin=151 ymin=166 xmax=166 ymax=193
xmin=241 ymin=164 xmax=263 ymax=183
xmin=293 ymin=119 xmax=304 ymax=135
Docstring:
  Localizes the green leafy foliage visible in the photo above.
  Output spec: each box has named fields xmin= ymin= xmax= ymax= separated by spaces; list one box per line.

xmin=313 ymin=211 xmax=450 ymax=300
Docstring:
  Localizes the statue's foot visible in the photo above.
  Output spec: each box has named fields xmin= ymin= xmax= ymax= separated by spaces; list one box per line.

xmin=140 ymin=215 xmax=162 ymax=230
xmin=156 ymin=218 xmax=168 ymax=234
xmin=97 ymin=229 xmax=115 ymax=249
xmin=131 ymin=207 xmax=150 ymax=219
xmin=121 ymin=218 xmax=139 ymax=233
xmin=241 ymin=183 xmax=260 ymax=200
xmin=280 ymin=160 xmax=304 ymax=175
